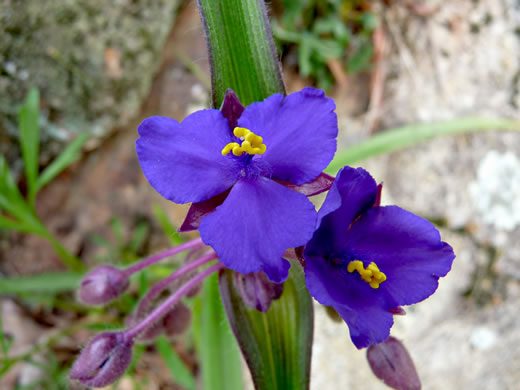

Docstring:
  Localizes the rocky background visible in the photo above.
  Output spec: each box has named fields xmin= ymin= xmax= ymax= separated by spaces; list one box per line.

xmin=1 ymin=0 xmax=179 ymax=170
xmin=1 ymin=0 xmax=519 ymax=389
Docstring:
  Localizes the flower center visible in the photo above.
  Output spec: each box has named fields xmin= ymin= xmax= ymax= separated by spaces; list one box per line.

xmin=221 ymin=127 xmax=267 ymax=156
xmin=347 ymin=260 xmax=387 ymax=289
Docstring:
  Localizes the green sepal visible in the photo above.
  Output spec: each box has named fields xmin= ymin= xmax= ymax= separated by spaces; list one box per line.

xmin=219 ymin=262 xmax=314 ymax=390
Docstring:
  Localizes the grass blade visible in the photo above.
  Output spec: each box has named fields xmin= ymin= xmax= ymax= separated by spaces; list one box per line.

xmin=198 ymin=273 xmax=243 ymax=390
xmin=18 ymin=88 xmax=40 ymax=204
xmin=326 ymin=117 xmax=520 ymax=173
xmin=152 ymin=204 xmax=183 ymax=246
xmin=35 ymin=133 xmax=89 ymax=192
xmin=0 ymin=271 xmax=83 ymax=295
xmin=0 ymin=155 xmax=26 ymax=207
xmin=0 ymin=215 xmax=41 ymax=234
xmin=156 ymin=335 xmax=196 ymax=390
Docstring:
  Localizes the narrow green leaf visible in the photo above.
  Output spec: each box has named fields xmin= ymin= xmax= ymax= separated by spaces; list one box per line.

xmin=0 ymin=155 xmax=26 ymax=207
xmin=197 ymin=0 xmax=285 ymax=107
xmin=38 ymin=228 xmax=85 ymax=272
xmin=0 ymin=214 xmax=40 ymax=234
xmin=0 ymin=158 xmax=42 ymax=231
xmin=152 ymin=204 xmax=184 ymax=246
xmin=327 ymin=117 xmax=520 ymax=173
xmin=18 ymin=88 xmax=40 ymax=203
xmin=0 ymin=271 xmax=83 ymax=295
xmin=219 ymin=262 xmax=314 ymax=390
xmin=199 ymin=273 xmax=243 ymax=390
xmin=35 ymin=133 xmax=88 ymax=192
xmin=156 ymin=335 xmax=196 ymax=390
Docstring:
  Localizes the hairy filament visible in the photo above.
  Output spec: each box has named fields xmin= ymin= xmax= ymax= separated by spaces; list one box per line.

xmin=123 ymin=238 xmax=205 ymax=276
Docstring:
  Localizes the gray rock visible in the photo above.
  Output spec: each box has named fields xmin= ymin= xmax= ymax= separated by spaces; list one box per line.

xmin=312 ymin=0 xmax=520 ymax=388
xmin=0 ymin=0 xmax=179 ymax=167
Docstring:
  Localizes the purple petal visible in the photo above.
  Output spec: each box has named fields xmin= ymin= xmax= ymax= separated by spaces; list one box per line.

xmin=336 ymin=303 xmax=394 ymax=349
xmin=238 ymin=87 xmax=338 ymax=185
xmin=345 ymin=206 xmax=456 ymax=306
xmin=277 ymin=172 xmax=335 ymax=197
xmin=136 ymin=111 xmax=239 ymax=204
xmin=220 ymin=89 xmax=245 ymax=130
xmin=179 ymin=189 xmax=230 ymax=232
xmin=305 ymin=166 xmax=377 ymax=257
xmin=199 ymin=177 xmax=316 ymax=283
xmin=305 ymin=254 xmax=393 ymax=349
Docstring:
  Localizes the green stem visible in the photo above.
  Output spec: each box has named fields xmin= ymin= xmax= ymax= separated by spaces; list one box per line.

xmin=197 ymin=0 xmax=285 ymax=107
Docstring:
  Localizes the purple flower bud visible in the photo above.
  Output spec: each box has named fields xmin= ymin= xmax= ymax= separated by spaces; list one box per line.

xmin=69 ymin=332 xmax=133 ymax=388
xmin=163 ymin=301 xmax=192 ymax=336
xmin=79 ymin=265 xmax=129 ymax=305
xmin=126 ymin=301 xmax=192 ymax=342
xmin=233 ymin=271 xmax=284 ymax=313
xmin=366 ymin=337 xmax=421 ymax=390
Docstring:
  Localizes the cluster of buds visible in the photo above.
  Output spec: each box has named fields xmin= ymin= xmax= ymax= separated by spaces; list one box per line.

xmin=70 ymin=238 xmax=283 ymax=387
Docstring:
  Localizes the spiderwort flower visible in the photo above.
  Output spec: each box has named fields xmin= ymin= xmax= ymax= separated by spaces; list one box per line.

xmin=136 ymin=87 xmax=338 ymax=282
xmin=304 ymin=166 xmax=455 ymax=348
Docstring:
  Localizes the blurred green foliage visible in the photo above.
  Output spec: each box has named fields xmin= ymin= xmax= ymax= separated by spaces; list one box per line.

xmin=0 ymin=89 xmax=88 ymax=271
xmin=272 ymin=0 xmax=378 ymax=89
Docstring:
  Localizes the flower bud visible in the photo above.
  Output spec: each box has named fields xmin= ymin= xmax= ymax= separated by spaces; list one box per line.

xmin=79 ymin=265 xmax=129 ymax=305
xmin=367 ymin=336 xmax=421 ymax=390
xmin=69 ymin=332 xmax=133 ymax=388
xmin=163 ymin=301 xmax=192 ymax=336
xmin=126 ymin=301 xmax=192 ymax=342
xmin=233 ymin=271 xmax=284 ymax=312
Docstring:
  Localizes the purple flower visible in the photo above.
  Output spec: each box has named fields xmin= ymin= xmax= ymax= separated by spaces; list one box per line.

xmin=304 ymin=166 xmax=455 ymax=348
xmin=136 ymin=88 xmax=337 ymax=282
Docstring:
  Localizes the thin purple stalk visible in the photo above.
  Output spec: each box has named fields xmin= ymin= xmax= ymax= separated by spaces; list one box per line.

xmin=135 ymin=250 xmax=217 ymax=315
xmin=124 ymin=262 xmax=224 ymax=341
xmin=122 ymin=238 xmax=204 ymax=276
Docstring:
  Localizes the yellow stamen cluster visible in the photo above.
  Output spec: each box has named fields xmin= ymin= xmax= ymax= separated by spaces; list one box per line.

xmin=221 ymin=127 xmax=266 ymax=156
xmin=347 ymin=260 xmax=387 ymax=289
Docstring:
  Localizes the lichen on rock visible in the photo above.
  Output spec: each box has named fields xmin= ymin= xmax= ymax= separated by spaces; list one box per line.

xmin=0 ymin=0 xmax=180 ymax=166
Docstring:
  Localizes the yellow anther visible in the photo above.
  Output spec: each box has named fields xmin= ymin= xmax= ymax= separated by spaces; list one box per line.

xmin=222 ymin=127 xmax=267 ymax=156
xmin=221 ymin=143 xmax=240 ymax=156
xmin=232 ymin=146 xmax=243 ymax=156
xmin=233 ymin=127 xmax=247 ymax=138
xmin=347 ymin=260 xmax=387 ymax=289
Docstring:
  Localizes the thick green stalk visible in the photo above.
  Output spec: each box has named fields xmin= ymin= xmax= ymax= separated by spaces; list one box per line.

xmin=196 ymin=1 xmax=314 ymax=389
xmin=196 ymin=0 xmax=285 ymax=107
